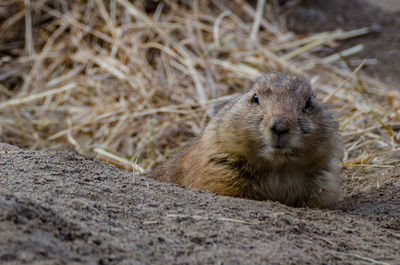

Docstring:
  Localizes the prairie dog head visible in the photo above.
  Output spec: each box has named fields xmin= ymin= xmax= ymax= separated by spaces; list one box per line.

xmin=210 ymin=72 xmax=340 ymax=168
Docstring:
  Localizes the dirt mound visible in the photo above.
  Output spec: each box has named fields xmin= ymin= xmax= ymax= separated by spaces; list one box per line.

xmin=1 ymin=143 xmax=399 ymax=264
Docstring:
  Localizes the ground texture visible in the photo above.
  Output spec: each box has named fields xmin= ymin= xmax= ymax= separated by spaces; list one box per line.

xmin=0 ymin=143 xmax=399 ymax=264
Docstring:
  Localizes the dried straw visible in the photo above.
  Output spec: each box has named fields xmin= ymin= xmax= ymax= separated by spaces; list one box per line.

xmin=0 ymin=0 xmax=398 ymax=173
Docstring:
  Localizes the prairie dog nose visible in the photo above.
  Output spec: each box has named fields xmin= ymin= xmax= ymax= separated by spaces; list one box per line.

xmin=270 ymin=117 xmax=290 ymax=136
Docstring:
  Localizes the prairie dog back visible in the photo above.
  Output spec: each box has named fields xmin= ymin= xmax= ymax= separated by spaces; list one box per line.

xmin=149 ymin=72 xmax=343 ymax=208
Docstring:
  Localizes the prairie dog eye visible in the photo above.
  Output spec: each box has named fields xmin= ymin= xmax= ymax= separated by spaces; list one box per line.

xmin=304 ymin=96 xmax=313 ymax=111
xmin=251 ymin=93 xmax=259 ymax=105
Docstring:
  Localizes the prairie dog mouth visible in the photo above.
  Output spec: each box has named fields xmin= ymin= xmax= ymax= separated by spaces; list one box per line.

xmin=259 ymin=143 xmax=299 ymax=159
xmin=272 ymin=139 xmax=286 ymax=149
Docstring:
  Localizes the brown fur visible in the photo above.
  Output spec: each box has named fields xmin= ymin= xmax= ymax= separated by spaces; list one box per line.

xmin=148 ymin=72 xmax=343 ymax=208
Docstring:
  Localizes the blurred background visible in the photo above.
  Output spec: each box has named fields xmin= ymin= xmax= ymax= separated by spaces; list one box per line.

xmin=0 ymin=0 xmax=399 ymax=172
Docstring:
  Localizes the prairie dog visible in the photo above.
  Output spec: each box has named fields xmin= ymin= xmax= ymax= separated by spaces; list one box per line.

xmin=149 ymin=72 xmax=343 ymax=208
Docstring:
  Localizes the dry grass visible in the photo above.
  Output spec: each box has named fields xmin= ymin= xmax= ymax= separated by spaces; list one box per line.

xmin=0 ymin=0 xmax=399 ymax=173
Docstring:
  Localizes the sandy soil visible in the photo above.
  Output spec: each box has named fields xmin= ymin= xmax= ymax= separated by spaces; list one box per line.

xmin=1 ymin=143 xmax=399 ymax=264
